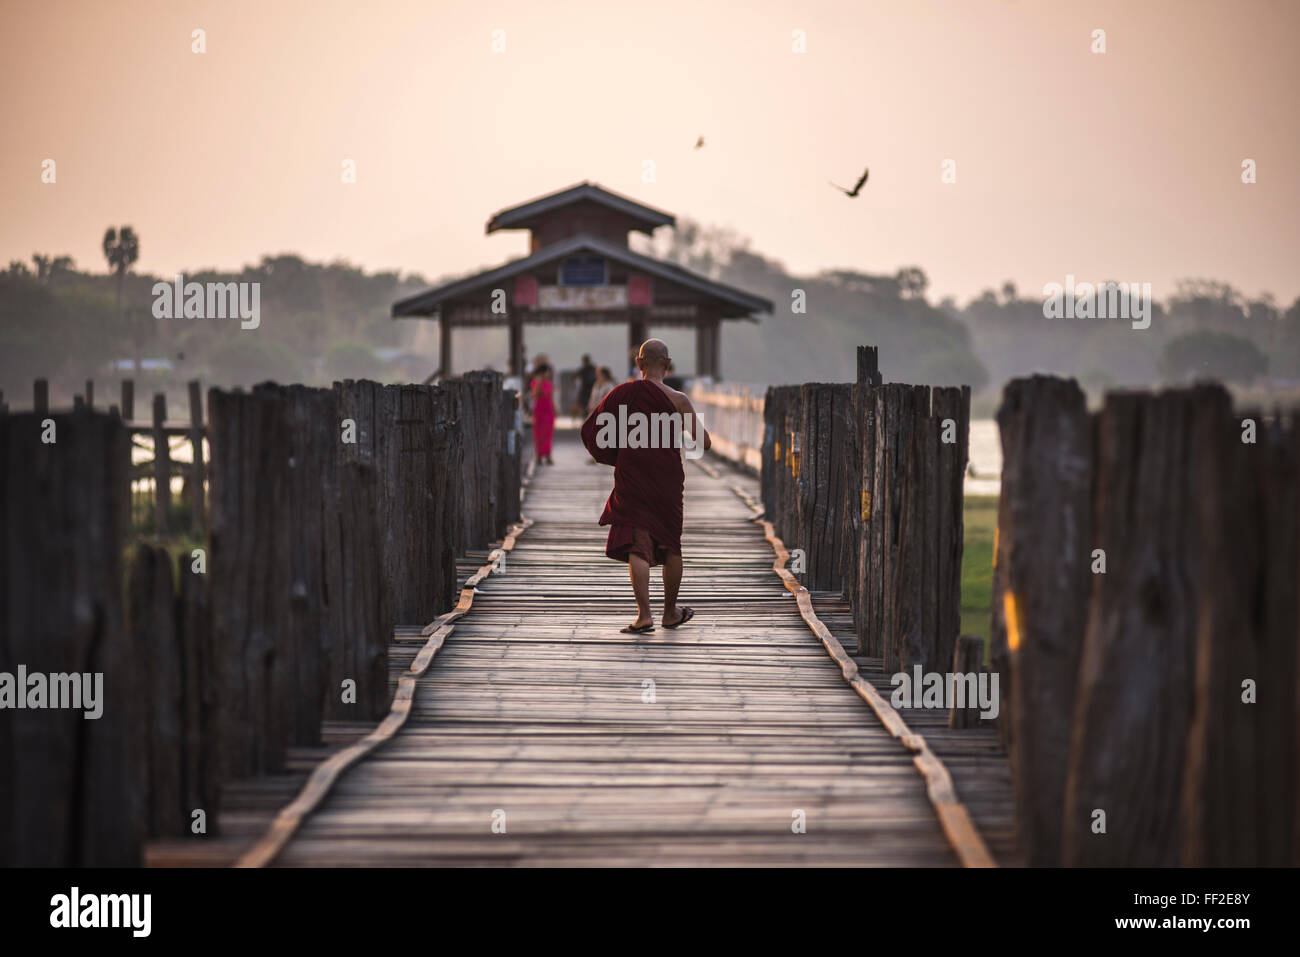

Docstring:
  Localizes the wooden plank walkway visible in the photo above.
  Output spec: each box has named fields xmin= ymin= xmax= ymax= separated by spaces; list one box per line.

xmin=273 ymin=430 xmax=972 ymax=866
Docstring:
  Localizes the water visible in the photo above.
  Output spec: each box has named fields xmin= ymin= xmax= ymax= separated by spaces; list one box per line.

xmin=966 ymin=419 xmax=1001 ymax=497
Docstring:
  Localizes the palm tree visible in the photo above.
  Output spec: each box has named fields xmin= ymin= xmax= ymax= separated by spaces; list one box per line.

xmin=896 ymin=266 xmax=929 ymax=300
xmin=103 ymin=226 xmax=140 ymax=371
xmin=32 ymin=253 xmax=75 ymax=285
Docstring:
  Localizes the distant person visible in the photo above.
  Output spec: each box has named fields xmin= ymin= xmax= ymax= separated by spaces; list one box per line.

xmin=523 ymin=352 xmax=549 ymax=417
xmin=581 ymin=338 xmax=710 ymax=634
xmin=531 ymin=362 xmax=555 ymax=466
xmin=664 ymin=359 xmax=685 ymax=392
xmin=587 ymin=365 xmax=616 ymax=414
xmin=576 ymin=354 xmax=597 ymax=415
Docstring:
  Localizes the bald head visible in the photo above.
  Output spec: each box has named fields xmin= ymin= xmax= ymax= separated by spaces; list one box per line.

xmin=636 ymin=338 xmax=671 ymax=375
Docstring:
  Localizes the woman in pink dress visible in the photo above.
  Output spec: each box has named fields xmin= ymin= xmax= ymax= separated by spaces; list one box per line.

xmin=531 ymin=363 xmax=555 ymax=465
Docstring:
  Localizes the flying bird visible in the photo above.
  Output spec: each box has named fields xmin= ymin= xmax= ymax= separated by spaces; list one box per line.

xmin=830 ymin=166 xmax=869 ymax=197
xmin=694 ymin=135 xmax=705 ymax=150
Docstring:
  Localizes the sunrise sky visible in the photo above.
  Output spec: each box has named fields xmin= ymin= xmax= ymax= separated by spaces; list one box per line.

xmin=2 ymin=0 xmax=1297 ymax=305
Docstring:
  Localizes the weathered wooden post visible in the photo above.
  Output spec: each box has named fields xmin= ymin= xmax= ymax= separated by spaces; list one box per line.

xmin=176 ymin=552 xmax=221 ymax=832
xmin=208 ymin=386 xmax=295 ymax=777
xmin=331 ymin=379 xmax=394 ymax=720
xmin=888 ymin=384 xmax=929 ymax=672
xmin=187 ymin=380 xmax=206 ymax=533
xmin=153 ymin=392 xmax=170 ymax=534
xmin=462 ymin=370 xmax=505 ymax=544
xmin=857 ymin=385 xmax=886 ymax=657
xmin=948 ymin=634 xmax=986 ymax=730
xmin=1177 ymin=396 xmax=1259 ymax=866
xmin=320 ymin=446 xmax=388 ymax=722
xmin=386 ymin=384 xmax=461 ymax=622
xmin=1180 ymin=405 xmax=1300 ymax=866
xmin=780 ymin=386 xmax=804 ymax=548
xmin=280 ymin=384 xmax=334 ymax=747
xmin=210 ymin=382 xmax=369 ymax=769
xmin=760 ymin=386 xmax=779 ymax=519
xmin=992 ymin=375 xmax=1091 ymax=866
xmin=336 ymin=379 xmax=464 ymax=625
xmin=1246 ymin=414 xmax=1300 ymax=866
xmin=866 ymin=385 xmax=903 ymax=659
xmin=439 ymin=316 xmax=453 ymax=379
xmin=841 ymin=384 xmax=865 ymax=621
xmin=499 ymin=388 xmax=521 ymax=526
xmin=856 ymin=345 xmax=880 ymax=386
xmin=795 ymin=383 xmax=853 ymax=591
xmin=0 ymin=410 xmax=141 ymax=865
xmin=126 ymin=543 xmax=184 ymax=837
xmin=1063 ymin=388 xmax=1209 ymax=866
xmin=933 ymin=386 xmax=970 ymax=674
xmin=847 ymin=355 xmax=880 ymax=653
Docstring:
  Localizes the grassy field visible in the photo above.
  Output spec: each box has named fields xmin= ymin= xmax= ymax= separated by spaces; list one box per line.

xmin=960 ymin=495 xmax=998 ymax=647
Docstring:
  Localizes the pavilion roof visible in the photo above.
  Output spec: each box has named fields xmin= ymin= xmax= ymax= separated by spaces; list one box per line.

xmin=391 ymin=233 xmax=772 ymax=320
xmin=485 ymin=182 xmax=675 ymax=235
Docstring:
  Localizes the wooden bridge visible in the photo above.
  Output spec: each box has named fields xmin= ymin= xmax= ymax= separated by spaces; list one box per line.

xmin=5 ymin=357 xmax=1296 ymax=870
xmin=226 ymin=432 xmax=998 ymax=867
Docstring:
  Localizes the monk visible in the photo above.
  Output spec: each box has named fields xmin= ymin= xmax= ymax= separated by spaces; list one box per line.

xmin=580 ymin=338 xmax=711 ymax=633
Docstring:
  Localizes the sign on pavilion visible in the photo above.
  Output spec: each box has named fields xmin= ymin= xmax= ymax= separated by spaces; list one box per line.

xmin=391 ymin=182 xmax=772 ymax=379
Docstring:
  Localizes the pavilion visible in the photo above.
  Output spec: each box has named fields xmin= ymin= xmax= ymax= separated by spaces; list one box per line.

xmin=391 ymin=182 xmax=772 ymax=379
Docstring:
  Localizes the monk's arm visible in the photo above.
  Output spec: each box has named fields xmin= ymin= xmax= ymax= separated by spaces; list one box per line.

xmin=678 ymin=394 xmax=711 ymax=451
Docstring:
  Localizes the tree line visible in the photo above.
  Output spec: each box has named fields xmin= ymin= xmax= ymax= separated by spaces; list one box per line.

xmin=4 ymin=223 xmax=1298 ymax=410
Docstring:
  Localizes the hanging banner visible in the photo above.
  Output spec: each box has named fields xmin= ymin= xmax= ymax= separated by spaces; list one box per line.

xmin=627 ymin=273 xmax=654 ymax=306
xmin=513 ymin=275 xmax=538 ymax=307
xmin=537 ymin=285 xmax=628 ymax=310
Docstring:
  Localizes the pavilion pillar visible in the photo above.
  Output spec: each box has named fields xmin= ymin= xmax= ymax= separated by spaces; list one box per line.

xmin=695 ymin=323 xmax=711 ymax=379
xmin=508 ymin=311 xmax=525 ymax=376
xmin=439 ymin=315 xmax=453 ymax=379
xmin=628 ymin=316 xmax=649 ymax=372
xmin=707 ymin=319 xmax=721 ymax=380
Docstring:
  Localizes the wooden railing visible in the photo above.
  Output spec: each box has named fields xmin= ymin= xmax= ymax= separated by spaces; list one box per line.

xmin=696 ymin=348 xmax=971 ymax=679
xmin=16 ymin=377 xmax=210 ymax=536
xmin=0 ymin=372 xmax=521 ymax=865
xmin=690 ymin=381 xmax=766 ymax=471
xmin=759 ymin=348 xmax=971 ymax=679
xmin=993 ymin=375 xmax=1300 ymax=867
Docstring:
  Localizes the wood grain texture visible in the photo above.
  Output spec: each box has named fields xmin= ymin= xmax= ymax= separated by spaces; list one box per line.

xmin=127 ymin=543 xmax=184 ymax=838
xmin=994 ymin=376 xmax=1091 ymax=866
xmin=259 ymin=435 xmax=973 ymax=867
xmin=1063 ymin=388 xmax=1210 ymax=865
xmin=728 ymin=476 xmax=996 ymax=868
xmin=0 ymin=410 xmax=140 ymax=866
xmin=235 ymin=506 xmax=535 ymax=868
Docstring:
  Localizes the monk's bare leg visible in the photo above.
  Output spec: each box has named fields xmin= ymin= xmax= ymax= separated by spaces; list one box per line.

xmin=628 ymin=555 xmax=653 ymax=628
xmin=662 ymin=553 xmax=684 ymax=625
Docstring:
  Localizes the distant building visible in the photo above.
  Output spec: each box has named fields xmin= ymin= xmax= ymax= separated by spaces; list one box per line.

xmin=392 ymin=182 xmax=772 ymax=380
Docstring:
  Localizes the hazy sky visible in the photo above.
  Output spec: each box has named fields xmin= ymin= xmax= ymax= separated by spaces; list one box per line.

xmin=3 ymin=0 xmax=1298 ymax=305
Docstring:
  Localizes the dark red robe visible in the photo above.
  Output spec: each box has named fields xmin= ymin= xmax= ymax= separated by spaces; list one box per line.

xmin=580 ymin=379 xmax=685 ymax=565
